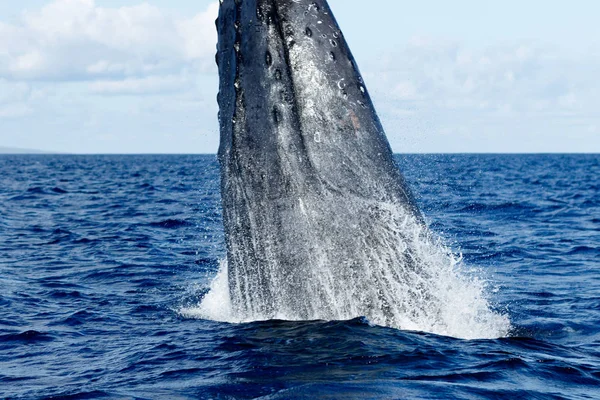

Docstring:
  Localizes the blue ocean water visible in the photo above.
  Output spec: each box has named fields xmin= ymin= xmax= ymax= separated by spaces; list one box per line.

xmin=0 ymin=154 xmax=598 ymax=399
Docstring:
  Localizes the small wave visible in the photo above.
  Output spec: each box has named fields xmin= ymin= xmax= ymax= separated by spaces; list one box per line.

xmin=132 ymin=304 xmax=162 ymax=313
xmin=459 ymin=202 xmax=533 ymax=213
xmin=130 ymin=278 xmax=161 ymax=288
xmin=532 ymin=291 xmax=556 ymax=298
xmin=40 ymin=281 xmax=83 ymax=290
xmin=0 ymin=376 xmax=34 ymax=383
xmin=0 ymin=330 xmax=53 ymax=343
xmin=157 ymin=198 xmax=178 ymax=204
xmin=567 ymin=245 xmax=598 ymax=256
xmin=159 ymin=368 xmax=205 ymax=378
xmin=477 ymin=357 xmax=530 ymax=371
xmin=139 ymin=183 xmax=156 ymax=191
xmin=406 ymin=370 xmax=499 ymax=383
xmin=149 ymin=219 xmax=192 ymax=229
xmin=39 ymin=390 xmax=113 ymax=400
xmin=49 ymin=290 xmax=83 ymax=299
xmin=45 ymin=230 xmax=75 ymax=245
xmin=26 ymin=187 xmax=46 ymax=194
xmin=73 ymin=237 xmax=97 ymax=244
xmin=60 ymin=310 xmax=95 ymax=326
xmin=8 ymin=194 xmax=39 ymax=201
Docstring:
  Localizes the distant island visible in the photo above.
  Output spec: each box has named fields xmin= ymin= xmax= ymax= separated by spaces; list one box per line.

xmin=0 ymin=146 xmax=48 ymax=154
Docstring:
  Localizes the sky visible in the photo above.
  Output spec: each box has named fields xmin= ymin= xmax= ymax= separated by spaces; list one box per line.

xmin=0 ymin=0 xmax=598 ymax=153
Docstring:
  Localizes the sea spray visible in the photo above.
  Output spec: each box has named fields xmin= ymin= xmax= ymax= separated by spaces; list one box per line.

xmin=181 ymin=200 xmax=511 ymax=340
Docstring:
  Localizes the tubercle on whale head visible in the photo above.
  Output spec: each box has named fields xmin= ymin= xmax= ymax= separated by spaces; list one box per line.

xmin=215 ymin=0 xmax=380 ymax=144
xmin=215 ymin=0 xmax=423 ymax=218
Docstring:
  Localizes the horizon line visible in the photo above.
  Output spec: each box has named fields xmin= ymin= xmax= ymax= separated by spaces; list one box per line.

xmin=1 ymin=152 xmax=599 ymax=156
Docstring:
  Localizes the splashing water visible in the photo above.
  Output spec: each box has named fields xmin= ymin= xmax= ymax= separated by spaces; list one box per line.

xmin=181 ymin=200 xmax=511 ymax=340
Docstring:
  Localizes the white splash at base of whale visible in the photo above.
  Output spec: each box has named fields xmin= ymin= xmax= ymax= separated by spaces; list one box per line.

xmin=180 ymin=202 xmax=511 ymax=340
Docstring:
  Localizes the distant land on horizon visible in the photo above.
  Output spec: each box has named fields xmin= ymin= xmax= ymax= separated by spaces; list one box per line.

xmin=0 ymin=146 xmax=50 ymax=154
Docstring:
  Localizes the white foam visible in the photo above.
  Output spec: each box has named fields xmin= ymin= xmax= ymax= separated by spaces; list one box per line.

xmin=181 ymin=202 xmax=511 ymax=340
xmin=179 ymin=260 xmax=233 ymax=322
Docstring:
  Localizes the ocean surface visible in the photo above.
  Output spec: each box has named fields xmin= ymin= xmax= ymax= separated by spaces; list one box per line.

xmin=1 ymin=154 xmax=598 ymax=399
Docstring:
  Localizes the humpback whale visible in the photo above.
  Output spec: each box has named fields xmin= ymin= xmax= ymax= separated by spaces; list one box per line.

xmin=216 ymin=0 xmax=430 ymax=325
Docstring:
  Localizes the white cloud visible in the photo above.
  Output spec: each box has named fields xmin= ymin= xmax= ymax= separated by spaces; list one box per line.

xmin=0 ymin=0 xmax=219 ymax=81
xmin=0 ymin=79 xmax=34 ymax=119
xmin=364 ymin=37 xmax=600 ymax=152
xmin=369 ymin=38 xmax=596 ymax=117
xmin=89 ymin=75 xmax=188 ymax=95
xmin=0 ymin=103 xmax=33 ymax=118
xmin=177 ymin=3 xmax=221 ymax=61
xmin=0 ymin=0 xmax=219 ymax=136
xmin=0 ymin=80 xmax=30 ymax=104
xmin=393 ymin=81 xmax=418 ymax=100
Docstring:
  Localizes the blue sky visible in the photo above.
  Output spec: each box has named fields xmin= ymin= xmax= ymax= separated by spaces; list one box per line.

xmin=0 ymin=0 xmax=598 ymax=153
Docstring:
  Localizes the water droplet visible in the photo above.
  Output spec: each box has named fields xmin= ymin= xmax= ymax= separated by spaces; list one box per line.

xmin=359 ymin=84 xmax=365 ymax=94
xmin=329 ymin=52 xmax=336 ymax=61
xmin=234 ymin=79 xmax=241 ymax=90
xmin=330 ymin=39 xmax=337 ymax=47
xmin=234 ymin=20 xmax=240 ymax=30
xmin=305 ymin=27 xmax=313 ymax=37
xmin=233 ymin=41 xmax=240 ymax=53
xmin=272 ymin=107 xmax=281 ymax=125
xmin=314 ymin=131 xmax=322 ymax=143
xmin=275 ymin=69 xmax=282 ymax=80
xmin=265 ymin=51 xmax=272 ymax=66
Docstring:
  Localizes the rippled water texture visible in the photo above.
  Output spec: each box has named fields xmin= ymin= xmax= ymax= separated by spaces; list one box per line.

xmin=1 ymin=154 xmax=599 ymax=399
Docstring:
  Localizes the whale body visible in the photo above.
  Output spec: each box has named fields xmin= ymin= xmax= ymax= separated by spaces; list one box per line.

xmin=216 ymin=0 xmax=426 ymax=323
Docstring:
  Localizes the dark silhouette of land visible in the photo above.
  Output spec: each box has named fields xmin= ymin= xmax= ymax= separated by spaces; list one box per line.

xmin=0 ymin=146 xmax=48 ymax=154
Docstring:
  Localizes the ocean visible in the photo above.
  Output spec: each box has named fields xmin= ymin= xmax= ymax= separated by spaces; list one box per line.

xmin=1 ymin=154 xmax=598 ymax=399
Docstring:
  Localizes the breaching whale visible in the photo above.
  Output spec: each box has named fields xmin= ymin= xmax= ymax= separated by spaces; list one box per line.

xmin=216 ymin=0 xmax=428 ymax=324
